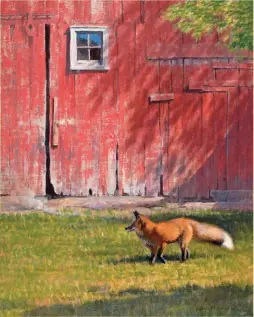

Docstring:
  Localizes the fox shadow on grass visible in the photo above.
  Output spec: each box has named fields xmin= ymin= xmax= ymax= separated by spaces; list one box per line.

xmin=106 ymin=250 xmax=220 ymax=265
xmin=24 ymin=284 xmax=253 ymax=317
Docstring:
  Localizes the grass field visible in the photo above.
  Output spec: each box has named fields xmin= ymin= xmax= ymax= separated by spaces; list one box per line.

xmin=0 ymin=209 xmax=252 ymax=316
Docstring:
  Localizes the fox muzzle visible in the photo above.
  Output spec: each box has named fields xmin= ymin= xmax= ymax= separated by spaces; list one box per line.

xmin=125 ymin=225 xmax=135 ymax=232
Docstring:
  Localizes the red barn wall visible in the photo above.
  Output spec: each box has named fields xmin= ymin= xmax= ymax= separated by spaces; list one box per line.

xmin=1 ymin=0 xmax=253 ymax=198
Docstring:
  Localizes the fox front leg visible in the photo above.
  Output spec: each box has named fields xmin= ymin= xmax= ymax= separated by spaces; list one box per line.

xmin=150 ymin=246 xmax=160 ymax=265
xmin=158 ymin=243 xmax=167 ymax=264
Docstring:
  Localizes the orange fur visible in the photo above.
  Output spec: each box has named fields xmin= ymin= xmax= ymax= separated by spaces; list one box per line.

xmin=125 ymin=211 xmax=234 ymax=264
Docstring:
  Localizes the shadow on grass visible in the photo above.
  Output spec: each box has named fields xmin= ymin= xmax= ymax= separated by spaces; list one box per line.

xmin=106 ymin=251 xmax=217 ymax=265
xmin=24 ymin=284 xmax=253 ymax=316
xmin=107 ymin=254 xmax=175 ymax=265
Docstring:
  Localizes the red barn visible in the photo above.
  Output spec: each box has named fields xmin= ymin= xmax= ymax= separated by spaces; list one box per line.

xmin=1 ymin=1 xmax=253 ymax=199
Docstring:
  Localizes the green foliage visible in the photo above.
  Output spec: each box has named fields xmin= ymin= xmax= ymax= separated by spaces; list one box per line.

xmin=164 ymin=0 xmax=253 ymax=51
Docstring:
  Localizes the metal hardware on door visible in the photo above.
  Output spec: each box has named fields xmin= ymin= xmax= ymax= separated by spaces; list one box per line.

xmin=25 ymin=12 xmax=36 ymax=37
xmin=52 ymin=97 xmax=59 ymax=147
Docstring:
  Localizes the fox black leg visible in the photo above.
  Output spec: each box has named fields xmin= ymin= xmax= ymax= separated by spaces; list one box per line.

xmin=150 ymin=253 xmax=157 ymax=265
xmin=150 ymin=246 xmax=159 ymax=265
xmin=181 ymin=248 xmax=188 ymax=262
xmin=158 ymin=246 xmax=166 ymax=264
xmin=186 ymin=248 xmax=190 ymax=259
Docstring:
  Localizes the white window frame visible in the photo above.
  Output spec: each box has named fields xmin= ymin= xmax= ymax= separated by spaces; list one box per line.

xmin=70 ymin=26 xmax=109 ymax=71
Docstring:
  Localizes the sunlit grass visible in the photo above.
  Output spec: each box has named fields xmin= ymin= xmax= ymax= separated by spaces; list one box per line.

xmin=0 ymin=209 xmax=252 ymax=316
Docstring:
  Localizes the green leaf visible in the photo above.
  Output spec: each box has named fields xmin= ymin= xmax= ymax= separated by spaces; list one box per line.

xmin=164 ymin=0 xmax=253 ymax=51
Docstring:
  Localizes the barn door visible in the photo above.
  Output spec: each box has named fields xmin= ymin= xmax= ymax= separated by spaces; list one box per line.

xmin=167 ymin=84 xmax=252 ymax=201
xmin=48 ymin=23 xmax=119 ymax=197
xmin=1 ymin=21 xmax=46 ymax=195
xmin=159 ymin=91 xmax=229 ymax=201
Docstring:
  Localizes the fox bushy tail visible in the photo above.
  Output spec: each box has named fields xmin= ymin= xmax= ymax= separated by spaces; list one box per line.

xmin=190 ymin=221 xmax=234 ymax=250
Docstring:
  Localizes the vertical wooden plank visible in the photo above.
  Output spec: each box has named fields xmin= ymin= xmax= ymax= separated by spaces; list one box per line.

xmin=159 ymin=60 xmax=171 ymax=93
xmin=74 ymin=72 xmax=102 ymax=196
xmin=226 ymin=87 xmax=239 ymax=189
xmin=214 ymin=92 xmax=227 ymax=190
xmin=133 ymin=23 xmax=149 ymax=196
xmin=16 ymin=22 xmax=36 ymax=193
xmin=117 ymin=22 xmax=136 ymax=195
xmin=29 ymin=23 xmax=46 ymax=194
xmin=144 ymin=95 xmax=161 ymax=197
xmin=247 ymin=87 xmax=253 ymax=189
xmin=238 ymin=87 xmax=253 ymax=189
xmin=14 ymin=24 xmax=27 ymax=192
xmin=172 ymin=59 xmax=184 ymax=92
xmin=200 ymin=92 xmax=216 ymax=198
xmin=159 ymin=60 xmax=171 ymax=195
xmin=59 ymin=22 xmax=77 ymax=195
xmin=1 ymin=24 xmax=14 ymax=194
xmin=143 ymin=1 xmax=161 ymax=196
xmin=99 ymin=24 xmax=119 ymax=195
xmin=178 ymin=93 xmax=202 ymax=200
xmin=167 ymin=93 xmax=185 ymax=199
xmin=74 ymin=76 xmax=90 ymax=195
xmin=50 ymin=23 xmax=62 ymax=194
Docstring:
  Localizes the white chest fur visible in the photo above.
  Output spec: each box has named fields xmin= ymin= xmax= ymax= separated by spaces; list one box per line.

xmin=135 ymin=231 xmax=154 ymax=248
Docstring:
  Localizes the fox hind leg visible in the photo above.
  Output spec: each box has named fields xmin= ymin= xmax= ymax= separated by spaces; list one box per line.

xmin=181 ymin=248 xmax=188 ymax=262
xmin=179 ymin=225 xmax=193 ymax=262
xmin=180 ymin=245 xmax=192 ymax=262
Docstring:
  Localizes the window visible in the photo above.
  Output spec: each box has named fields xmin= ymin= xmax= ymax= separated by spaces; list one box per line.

xmin=70 ymin=26 xmax=109 ymax=71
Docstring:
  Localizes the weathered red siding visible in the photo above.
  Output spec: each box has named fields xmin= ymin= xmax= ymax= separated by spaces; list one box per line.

xmin=1 ymin=0 xmax=253 ymax=198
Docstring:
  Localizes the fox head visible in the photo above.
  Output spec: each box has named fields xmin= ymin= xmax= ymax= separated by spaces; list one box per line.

xmin=125 ymin=211 xmax=145 ymax=232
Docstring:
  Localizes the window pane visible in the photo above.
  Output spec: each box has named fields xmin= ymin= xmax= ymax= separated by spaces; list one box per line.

xmin=77 ymin=32 xmax=88 ymax=46
xmin=77 ymin=48 xmax=89 ymax=60
xmin=89 ymin=32 xmax=102 ymax=47
xmin=90 ymin=48 xmax=101 ymax=60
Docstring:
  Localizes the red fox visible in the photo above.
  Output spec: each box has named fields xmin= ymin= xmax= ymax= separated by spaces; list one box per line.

xmin=125 ymin=211 xmax=234 ymax=264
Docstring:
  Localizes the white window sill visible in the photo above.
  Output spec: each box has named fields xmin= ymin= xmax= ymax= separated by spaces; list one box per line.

xmin=70 ymin=64 xmax=109 ymax=71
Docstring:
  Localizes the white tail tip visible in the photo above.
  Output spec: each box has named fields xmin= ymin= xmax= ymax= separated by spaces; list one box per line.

xmin=222 ymin=232 xmax=234 ymax=250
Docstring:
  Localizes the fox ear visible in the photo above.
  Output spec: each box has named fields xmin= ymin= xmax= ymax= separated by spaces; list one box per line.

xmin=133 ymin=210 xmax=140 ymax=219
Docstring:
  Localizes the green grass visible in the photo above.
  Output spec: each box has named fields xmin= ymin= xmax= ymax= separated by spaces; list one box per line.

xmin=0 ymin=209 xmax=252 ymax=316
